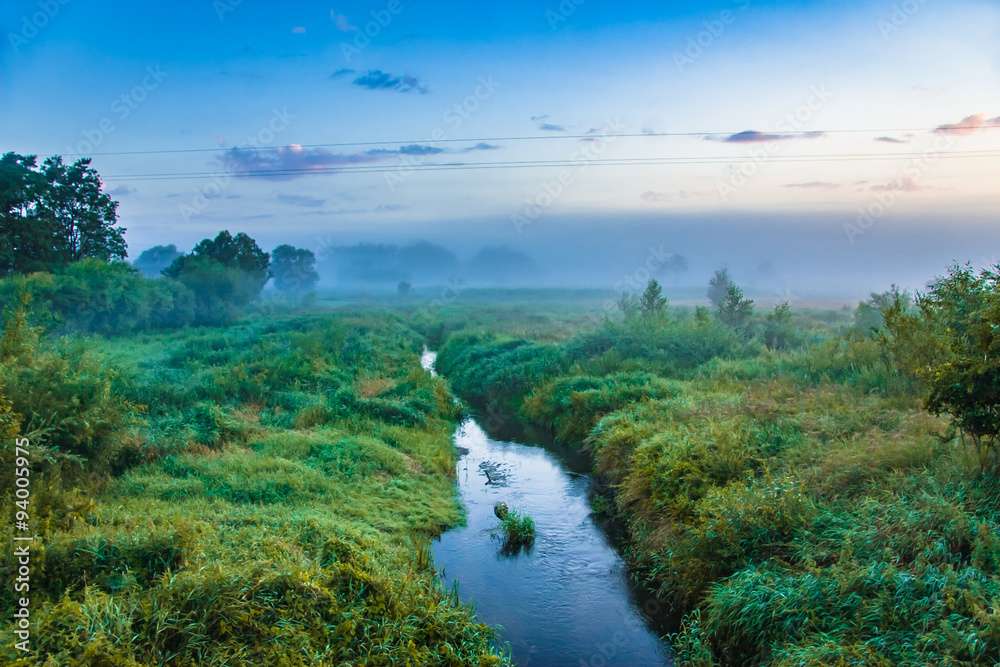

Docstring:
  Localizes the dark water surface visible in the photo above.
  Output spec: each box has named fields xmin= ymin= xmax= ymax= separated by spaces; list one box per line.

xmin=423 ymin=350 xmax=671 ymax=667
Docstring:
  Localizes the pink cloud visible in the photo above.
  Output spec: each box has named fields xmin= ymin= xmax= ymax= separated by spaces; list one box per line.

xmin=934 ymin=113 xmax=1000 ymax=135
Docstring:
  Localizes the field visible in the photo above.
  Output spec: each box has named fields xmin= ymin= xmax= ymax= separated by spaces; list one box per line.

xmin=2 ymin=269 xmax=1000 ymax=665
xmin=0 ymin=305 xmax=505 ymax=666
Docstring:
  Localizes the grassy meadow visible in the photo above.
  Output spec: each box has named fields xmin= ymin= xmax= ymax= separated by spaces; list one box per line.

xmin=433 ymin=276 xmax=1000 ymax=666
xmin=0 ymin=305 xmax=506 ymax=666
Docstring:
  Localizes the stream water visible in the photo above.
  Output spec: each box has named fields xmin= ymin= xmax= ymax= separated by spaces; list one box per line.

xmin=422 ymin=349 xmax=671 ymax=666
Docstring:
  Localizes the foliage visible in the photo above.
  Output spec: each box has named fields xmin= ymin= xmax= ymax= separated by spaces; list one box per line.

xmin=0 ymin=152 xmax=126 ymax=276
xmin=716 ymin=284 xmax=754 ymax=330
xmin=0 ymin=311 xmax=507 ymax=665
xmin=133 ymin=244 xmax=182 ymax=277
xmin=707 ymin=268 xmax=734 ymax=308
xmin=271 ymin=244 xmax=319 ymax=293
xmin=885 ymin=263 xmax=1000 ymax=469
xmin=499 ymin=509 xmax=535 ymax=551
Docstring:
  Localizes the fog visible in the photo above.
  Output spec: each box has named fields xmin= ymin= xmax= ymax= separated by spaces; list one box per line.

xmin=133 ymin=209 xmax=999 ymax=304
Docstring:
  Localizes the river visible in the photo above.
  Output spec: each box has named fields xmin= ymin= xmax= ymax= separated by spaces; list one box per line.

xmin=422 ymin=349 xmax=671 ymax=666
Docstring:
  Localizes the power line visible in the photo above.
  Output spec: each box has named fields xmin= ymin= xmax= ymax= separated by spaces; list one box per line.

xmin=104 ymin=149 xmax=1000 ymax=182
xmin=43 ymin=124 xmax=1000 ymax=158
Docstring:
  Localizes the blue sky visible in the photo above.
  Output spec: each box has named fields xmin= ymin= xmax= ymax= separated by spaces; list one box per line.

xmin=2 ymin=0 xmax=999 ymax=285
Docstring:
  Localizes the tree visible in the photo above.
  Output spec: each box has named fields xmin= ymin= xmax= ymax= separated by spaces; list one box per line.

xmin=884 ymin=264 xmax=1000 ymax=469
xmin=854 ymin=285 xmax=911 ymax=335
xmin=0 ymin=152 xmax=126 ymax=276
xmin=271 ymin=245 xmax=318 ymax=293
xmin=397 ymin=280 xmax=413 ymax=296
xmin=763 ymin=302 xmax=798 ymax=350
xmin=717 ymin=284 xmax=754 ymax=329
xmin=133 ymin=244 xmax=182 ymax=277
xmin=660 ymin=253 xmax=689 ymax=281
xmin=707 ymin=268 xmax=734 ymax=308
xmin=164 ymin=231 xmax=270 ymax=323
xmin=639 ymin=279 xmax=668 ymax=318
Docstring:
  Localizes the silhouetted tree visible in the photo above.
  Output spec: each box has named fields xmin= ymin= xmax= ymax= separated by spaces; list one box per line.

xmin=271 ymin=244 xmax=318 ymax=293
xmin=0 ymin=152 xmax=126 ymax=276
xmin=134 ymin=244 xmax=182 ymax=277
xmin=639 ymin=279 xmax=668 ymax=318
xmin=717 ymin=284 xmax=754 ymax=329
xmin=707 ymin=268 xmax=734 ymax=308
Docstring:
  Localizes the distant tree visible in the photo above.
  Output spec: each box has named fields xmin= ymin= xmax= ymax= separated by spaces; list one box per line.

xmin=166 ymin=231 xmax=270 ymax=292
xmin=707 ymin=268 xmax=734 ymax=308
xmin=639 ymin=279 xmax=668 ymax=318
xmin=660 ymin=253 xmax=689 ymax=281
xmin=397 ymin=280 xmax=413 ymax=296
xmin=763 ymin=302 xmax=798 ymax=350
xmin=271 ymin=244 xmax=318 ymax=293
xmin=134 ymin=244 xmax=182 ymax=277
xmin=717 ymin=284 xmax=754 ymax=329
xmin=164 ymin=231 xmax=270 ymax=323
xmin=854 ymin=285 xmax=911 ymax=335
xmin=0 ymin=152 xmax=126 ymax=276
xmin=884 ymin=264 xmax=1000 ymax=470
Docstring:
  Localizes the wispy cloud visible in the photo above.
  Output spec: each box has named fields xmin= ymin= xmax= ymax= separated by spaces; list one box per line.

xmin=330 ymin=68 xmax=355 ymax=79
xmin=870 ymin=177 xmax=926 ymax=193
xmin=784 ymin=181 xmax=840 ymax=189
xmin=277 ymin=193 xmax=326 ymax=207
xmin=934 ymin=113 xmax=1000 ymax=136
xmin=106 ymin=185 xmax=136 ymax=196
xmin=538 ymin=122 xmax=566 ymax=132
xmin=875 ymin=136 xmax=909 ymax=144
xmin=350 ymin=69 xmax=428 ymax=94
xmin=220 ymin=142 xmax=501 ymax=179
xmin=708 ymin=130 xmax=824 ymax=143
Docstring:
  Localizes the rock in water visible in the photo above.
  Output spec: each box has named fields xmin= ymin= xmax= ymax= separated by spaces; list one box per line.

xmin=493 ymin=502 xmax=509 ymax=520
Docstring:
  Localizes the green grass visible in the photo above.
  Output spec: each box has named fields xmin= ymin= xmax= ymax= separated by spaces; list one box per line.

xmin=498 ymin=509 xmax=536 ymax=552
xmin=433 ymin=302 xmax=1000 ymax=666
xmin=0 ymin=309 xmax=506 ymax=666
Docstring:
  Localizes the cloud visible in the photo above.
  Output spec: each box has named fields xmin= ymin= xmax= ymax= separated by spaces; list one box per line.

xmin=875 ymin=136 xmax=909 ymax=144
xmin=330 ymin=68 xmax=355 ymax=79
xmin=538 ymin=122 xmax=566 ymax=132
xmin=869 ymin=177 xmax=926 ymax=193
xmin=366 ymin=144 xmax=446 ymax=157
xmin=784 ymin=181 xmax=840 ymax=189
xmin=462 ymin=142 xmax=500 ymax=152
xmin=291 ymin=26 xmax=306 ymax=34
xmin=220 ymin=142 xmax=500 ymax=179
xmin=277 ymin=194 xmax=326 ymax=207
xmin=106 ymin=185 xmax=135 ymax=196
xmin=530 ymin=114 xmax=550 ymax=122
xmin=934 ymin=113 xmax=1000 ymax=135
xmin=350 ymin=69 xmax=428 ymax=94
xmin=708 ymin=130 xmax=824 ymax=143
xmin=330 ymin=10 xmax=356 ymax=32
xmin=221 ymin=144 xmax=380 ymax=178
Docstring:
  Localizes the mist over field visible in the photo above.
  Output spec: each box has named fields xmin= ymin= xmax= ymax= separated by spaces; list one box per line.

xmin=3 ymin=1 xmax=1000 ymax=665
